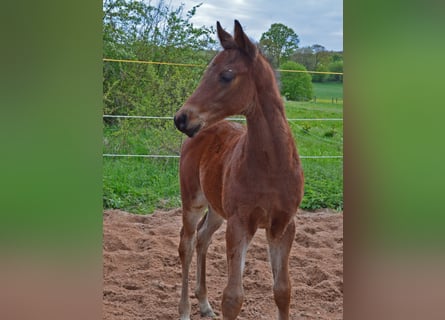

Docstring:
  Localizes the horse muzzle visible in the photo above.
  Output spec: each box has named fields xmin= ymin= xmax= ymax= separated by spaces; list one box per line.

xmin=173 ymin=112 xmax=202 ymax=138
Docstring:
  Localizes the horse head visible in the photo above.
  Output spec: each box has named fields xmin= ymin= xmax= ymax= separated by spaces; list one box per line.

xmin=174 ymin=20 xmax=260 ymax=137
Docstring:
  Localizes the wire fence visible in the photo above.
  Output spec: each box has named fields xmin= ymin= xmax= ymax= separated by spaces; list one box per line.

xmin=103 ymin=154 xmax=343 ymax=159
xmin=102 ymin=115 xmax=343 ymax=160
xmin=103 ymin=115 xmax=343 ymax=121
xmin=103 ymin=58 xmax=344 ymax=75
xmin=103 ymin=58 xmax=343 ymax=160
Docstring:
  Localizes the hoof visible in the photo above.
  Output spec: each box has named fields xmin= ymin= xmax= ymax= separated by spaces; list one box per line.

xmin=200 ymin=308 xmax=217 ymax=318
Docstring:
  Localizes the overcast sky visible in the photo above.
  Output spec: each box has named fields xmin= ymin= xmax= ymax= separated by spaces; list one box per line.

xmin=169 ymin=0 xmax=343 ymax=51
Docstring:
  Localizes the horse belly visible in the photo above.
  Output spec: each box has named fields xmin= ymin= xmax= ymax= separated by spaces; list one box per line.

xmin=222 ymin=172 xmax=301 ymax=223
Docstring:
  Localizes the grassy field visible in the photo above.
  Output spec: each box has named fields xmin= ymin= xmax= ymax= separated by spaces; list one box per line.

xmin=103 ymin=82 xmax=343 ymax=214
xmin=312 ymin=82 xmax=344 ymax=101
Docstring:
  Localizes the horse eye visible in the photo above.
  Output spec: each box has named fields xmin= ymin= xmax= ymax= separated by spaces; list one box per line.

xmin=220 ymin=70 xmax=235 ymax=83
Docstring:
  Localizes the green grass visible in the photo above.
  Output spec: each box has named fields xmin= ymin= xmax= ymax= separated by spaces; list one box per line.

xmin=103 ymin=82 xmax=343 ymax=214
xmin=285 ymin=97 xmax=343 ymax=211
xmin=312 ymin=81 xmax=343 ymax=99
xmin=103 ymin=157 xmax=181 ymax=213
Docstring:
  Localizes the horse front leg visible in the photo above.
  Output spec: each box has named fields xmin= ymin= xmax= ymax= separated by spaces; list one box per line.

xmin=267 ymin=218 xmax=296 ymax=320
xmin=195 ymin=207 xmax=224 ymax=317
xmin=221 ymin=215 xmax=256 ymax=320
xmin=178 ymin=205 xmax=205 ymax=320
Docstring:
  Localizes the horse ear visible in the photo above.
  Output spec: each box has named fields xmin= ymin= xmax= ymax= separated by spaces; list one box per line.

xmin=217 ymin=21 xmax=236 ymax=50
xmin=234 ymin=20 xmax=257 ymax=60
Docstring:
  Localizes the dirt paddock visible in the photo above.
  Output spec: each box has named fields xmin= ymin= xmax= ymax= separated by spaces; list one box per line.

xmin=103 ymin=209 xmax=343 ymax=319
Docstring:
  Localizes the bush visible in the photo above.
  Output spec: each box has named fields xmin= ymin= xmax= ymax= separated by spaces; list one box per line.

xmin=312 ymin=64 xmax=329 ymax=83
xmin=328 ymin=61 xmax=343 ymax=82
xmin=279 ymin=61 xmax=313 ymax=101
xmin=103 ymin=0 xmax=216 ymax=122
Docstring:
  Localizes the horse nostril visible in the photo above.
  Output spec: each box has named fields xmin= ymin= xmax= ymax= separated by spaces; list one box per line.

xmin=174 ymin=113 xmax=188 ymax=131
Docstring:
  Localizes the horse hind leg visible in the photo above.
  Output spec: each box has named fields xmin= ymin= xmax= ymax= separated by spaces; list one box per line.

xmin=195 ymin=206 xmax=224 ymax=317
xmin=178 ymin=192 xmax=208 ymax=320
xmin=267 ymin=218 xmax=296 ymax=320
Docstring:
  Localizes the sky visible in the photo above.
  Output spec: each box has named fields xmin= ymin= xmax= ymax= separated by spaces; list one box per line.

xmin=169 ymin=0 xmax=343 ymax=51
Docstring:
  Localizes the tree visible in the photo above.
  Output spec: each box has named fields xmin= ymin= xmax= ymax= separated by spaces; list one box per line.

xmin=260 ymin=23 xmax=299 ymax=67
xmin=279 ymin=61 xmax=313 ymax=101
xmin=311 ymin=44 xmax=325 ymax=53
xmin=291 ymin=46 xmax=316 ymax=71
xmin=311 ymin=44 xmax=325 ymax=68
xmin=312 ymin=64 xmax=329 ymax=83
xmin=328 ymin=61 xmax=343 ymax=82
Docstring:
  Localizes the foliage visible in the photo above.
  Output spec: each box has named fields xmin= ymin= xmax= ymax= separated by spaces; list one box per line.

xmin=291 ymin=47 xmax=316 ymax=71
xmin=301 ymin=159 xmax=343 ymax=211
xmin=260 ymin=23 xmax=299 ymax=67
xmin=279 ymin=61 xmax=313 ymax=101
xmin=290 ymin=45 xmax=343 ymax=82
xmin=300 ymin=123 xmax=311 ymax=134
xmin=312 ymin=44 xmax=326 ymax=53
xmin=103 ymin=0 xmax=216 ymax=125
xmin=312 ymin=64 xmax=329 ymax=83
xmin=328 ymin=60 xmax=343 ymax=82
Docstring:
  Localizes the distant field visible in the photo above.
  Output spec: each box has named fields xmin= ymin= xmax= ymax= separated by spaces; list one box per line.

xmin=312 ymin=82 xmax=343 ymax=102
xmin=103 ymin=82 xmax=343 ymax=213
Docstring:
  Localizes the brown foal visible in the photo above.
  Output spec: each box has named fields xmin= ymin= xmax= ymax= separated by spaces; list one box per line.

xmin=174 ymin=20 xmax=304 ymax=320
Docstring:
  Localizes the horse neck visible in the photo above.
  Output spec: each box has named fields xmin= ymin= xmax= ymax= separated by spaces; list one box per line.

xmin=243 ymin=65 xmax=296 ymax=170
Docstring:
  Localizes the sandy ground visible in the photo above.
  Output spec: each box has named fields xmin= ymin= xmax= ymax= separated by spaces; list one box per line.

xmin=103 ymin=208 xmax=343 ymax=319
